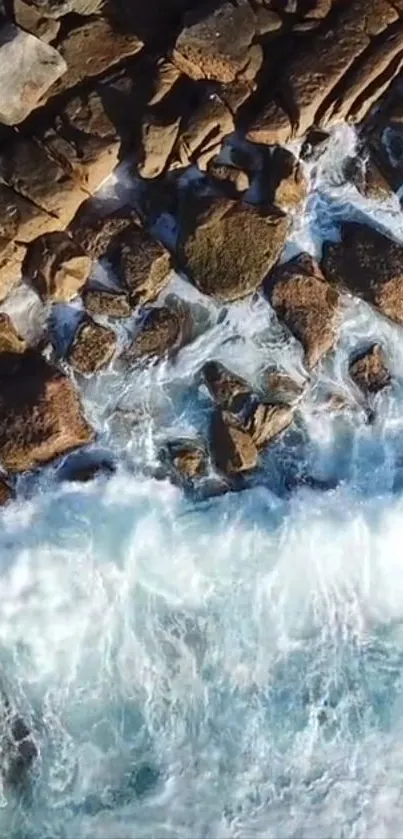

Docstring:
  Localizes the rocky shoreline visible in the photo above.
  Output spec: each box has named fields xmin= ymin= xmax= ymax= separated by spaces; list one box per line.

xmin=0 ymin=0 xmax=401 ymax=504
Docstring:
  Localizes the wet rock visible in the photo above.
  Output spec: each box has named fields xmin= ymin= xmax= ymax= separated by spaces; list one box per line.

xmin=300 ymin=128 xmax=330 ymax=162
xmin=343 ymin=155 xmax=393 ymax=202
xmin=321 ymin=222 xmax=403 ymax=326
xmin=268 ymin=253 xmax=340 ymax=368
xmin=0 ymin=352 xmax=94 ymax=472
xmin=167 ymin=440 xmax=208 ymax=480
xmin=261 ymin=147 xmax=308 ymax=211
xmin=178 ymin=197 xmax=289 ymax=302
xmin=48 ymin=18 xmax=143 ymax=97
xmin=243 ymin=402 xmax=293 ymax=448
xmin=262 ymin=369 xmax=304 ymax=404
xmin=0 ymin=314 xmax=26 ymax=355
xmin=67 ymin=319 xmax=117 ymax=375
xmin=202 ymin=360 xmax=252 ymax=413
xmin=0 ymin=182 xmax=57 ymax=245
xmin=0 ymin=23 xmax=66 ymax=125
xmin=349 ymin=343 xmax=391 ymax=395
xmin=207 ymin=161 xmax=250 ymax=195
xmin=59 ymin=451 xmax=116 ymax=483
xmin=173 ymin=0 xmax=257 ymax=83
xmin=210 ymin=409 xmax=258 ymax=475
xmin=24 ymin=232 xmax=92 ymax=303
xmin=138 ymin=114 xmax=181 ymax=179
xmin=246 ymin=100 xmax=293 ymax=146
xmin=83 ymin=287 xmax=131 ymax=319
xmin=0 ymin=476 xmax=14 ymax=506
xmin=126 ymin=305 xmax=190 ymax=362
xmin=118 ymin=225 xmax=171 ymax=308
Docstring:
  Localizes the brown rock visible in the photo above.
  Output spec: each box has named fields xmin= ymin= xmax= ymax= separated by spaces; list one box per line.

xmin=0 ymin=314 xmax=26 ymax=355
xmin=126 ymin=305 xmax=189 ymax=362
xmin=117 ymin=225 xmax=171 ymax=308
xmin=321 ymin=222 xmax=403 ymax=326
xmin=244 ymin=402 xmax=293 ymax=448
xmin=262 ymin=370 xmax=304 ymax=403
xmin=246 ymin=100 xmax=293 ymax=146
xmin=0 ymin=183 xmax=56 ymax=244
xmin=343 ymin=155 xmax=393 ymax=202
xmin=210 ymin=409 xmax=258 ymax=475
xmin=24 ymin=232 xmax=92 ymax=302
xmin=173 ymin=95 xmax=234 ymax=169
xmin=173 ymin=0 xmax=256 ymax=83
xmin=71 ymin=207 xmax=135 ymax=260
xmin=14 ymin=0 xmax=61 ymax=41
xmin=138 ymin=114 xmax=181 ymax=179
xmin=68 ymin=319 xmax=117 ymax=375
xmin=207 ymin=161 xmax=250 ymax=195
xmin=268 ymin=254 xmax=340 ymax=368
xmin=149 ymin=60 xmax=181 ymax=106
xmin=349 ymin=344 xmax=391 ymax=395
xmin=262 ymin=147 xmax=307 ymax=211
xmin=48 ymin=18 xmax=143 ymax=98
xmin=0 ymin=476 xmax=13 ymax=506
xmin=0 ymin=240 xmax=26 ymax=302
xmin=179 ymin=197 xmax=289 ymax=302
xmin=202 ymin=360 xmax=252 ymax=413
xmin=0 ymin=352 xmax=94 ymax=472
xmin=83 ymin=287 xmax=131 ymax=319
xmin=168 ymin=440 xmax=208 ymax=480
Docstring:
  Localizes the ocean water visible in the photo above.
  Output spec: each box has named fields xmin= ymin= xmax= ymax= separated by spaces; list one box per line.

xmin=2 ymin=125 xmax=403 ymax=838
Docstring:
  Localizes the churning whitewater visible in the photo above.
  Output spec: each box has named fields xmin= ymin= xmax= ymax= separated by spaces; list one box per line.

xmin=2 ymin=125 xmax=403 ymax=838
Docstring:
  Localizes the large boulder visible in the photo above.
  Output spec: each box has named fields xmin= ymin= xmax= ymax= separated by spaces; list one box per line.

xmin=178 ymin=197 xmax=289 ymax=302
xmin=349 ymin=343 xmax=391 ymax=395
xmin=24 ymin=232 xmax=92 ymax=302
xmin=0 ymin=352 xmax=94 ymax=472
xmin=321 ymin=222 xmax=403 ymax=326
xmin=267 ymin=253 xmax=340 ymax=369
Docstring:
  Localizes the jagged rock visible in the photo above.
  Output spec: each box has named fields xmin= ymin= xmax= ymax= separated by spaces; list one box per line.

xmin=210 ymin=409 xmax=258 ymax=475
xmin=59 ymin=452 xmax=116 ymax=483
xmin=202 ymin=361 xmax=252 ymax=413
xmin=138 ymin=114 xmax=181 ymax=178
xmin=268 ymin=253 xmax=340 ymax=368
xmin=0 ymin=476 xmax=13 ymax=506
xmin=0 ymin=24 xmax=66 ymax=125
xmin=24 ymin=232 xmax=92 ymax=302
xmin=0 ymin=352 xmax=94 ymax=472
xmin=368 ymin=96 xmax=403 ymax=195
xmin=126 ymin=305 xmax=190 ymax=362
xmin=300 ymin=127 xmax=330 ymax=162
xmin=321 ymin=222 xmax=403 ymax=326
xmin=1 ymin=709 xmax=38 ymax=787
xmin=0 ymin=314 xmax=26 ymax=355
xmin=207 ymin=161 xmax=250 ymax=195
xmin=83 ymin=287 xmax=131 ymax=319
xmin=41 ymin=87 xmax=121 ymax=196
xmin=173 ymin=0 xmax=257 ymax=83
xmin=0 ymin=139 xmax=88 ymax=229
xmin=167 ymin=440 xmax=208 ymax=480
xmin=178 ymin=197 xmax=289 ymax=302
xmin=349 ymin=344 xmax=391 ymax=395
xmin=262 ymin=147 xmax=307 ymax=211
xmin=243 ymin=402 xmax=293 ymax=448
xmin=14 ymin=0 xmax=61 ymax=41
xmin=262 ymin=369 xmax=304 ymax=403
xmin=48 ymin=18 xmax=143 ymax=97
xmin=117 ymin=225 xmax=171 ymax=308
xmin=67 ymin=319 xmax=117 ymax=374
xmin=0 ymin=183 xmax=58 ymax=245
xmin=172 ymin=95 xmax=234 ymax=170
xmin=343 ymin=155 xmax=393 ymax=202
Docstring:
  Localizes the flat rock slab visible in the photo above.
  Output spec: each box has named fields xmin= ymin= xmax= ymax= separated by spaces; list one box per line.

xmin=179 ymin=198 xmax=290 ymax=302
xmin=321 ymin=222 xmax=403 ymax=326
xmin=0 ymin=23 xmax=66 ymax=125
xmin=0 ymin=352 xmax=93 ymax=472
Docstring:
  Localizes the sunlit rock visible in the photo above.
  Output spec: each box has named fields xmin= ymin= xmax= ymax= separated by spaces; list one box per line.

xmin=24 ymin=232 xmax=92 ymax=303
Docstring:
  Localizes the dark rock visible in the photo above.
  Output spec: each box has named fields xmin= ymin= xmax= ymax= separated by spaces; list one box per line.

xmin=59 ymin=452 xmax=116 ymax=483
xmin=178 ymin=197 xmax=289 ymax=302
xmin=24 ymin=232 xmax=92 ymax=303
xmin=83 ymin=287 xmax=131 ymax=319
xmin=202 ymin=360 xmax=252 ymax=413
xmin=71 ymin=207 xmax=136 ymax=260
xmin=349 ymin=343 xmax=391 ymax=395
xmin=67 ymin=319 xmax=117 ymax=375
xmin=268 ymin=253 xmax=340 ymax=368
xmin=125 ymin=305 xmax=190 ymax=362
xmin=4 ymin=712 xmax=38 ymax=788
xmin=0 ymin=351 xmax=94 ymax=472
xmin=0 ymin=476 xmax=14 ymax=506
xmin=167 ymin=440 xmax=208 ymax=480
xmin=300 ymin=128 xmax=330 ymax=162
xmin=261 ymin=147 xmax=307 ymax=211
xmin=321 ymin=222 xmax=403 ymax=326
xmin=343 ymin=155 xmax=393 ymax=202
xmin=210 ymin=409 xmax=258 ymax=475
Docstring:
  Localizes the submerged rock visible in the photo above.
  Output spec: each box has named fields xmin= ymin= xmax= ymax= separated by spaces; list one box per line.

xmin=349 ymin=343 xmax=391 ymax=395
xmin=179 ymin=197 xmax=289 ymax=302
xmin=59 ymin=451 xmax=116 ymax=483
xmin=262 ymin=369 xmax=305 ymax=404
xmin=67 ymin=319 xmax=117 ymax=375
xmin=0 ymin=352 xmax=93 ymax=472
xmin=268 ymin=253 xmax=340 ymax=369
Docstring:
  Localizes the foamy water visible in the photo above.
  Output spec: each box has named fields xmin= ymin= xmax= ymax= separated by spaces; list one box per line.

xmin=1 ymin=125 xmax=403 ymax=838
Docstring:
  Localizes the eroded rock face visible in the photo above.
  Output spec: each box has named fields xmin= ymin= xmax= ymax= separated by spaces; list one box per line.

xmin=173 ymin=0 xmax=257 ymax=83
xmin=268 ymin=254 xmax=340 ymax=369
xmin=349 ymin=344 xmax=391 ymax=395
xmin=0 ymin=352 xmax=94 ymax=472
xmin=68 ymin=320 xmax=117 ymax=375
xmin=126 ymin=305 xmax=190 ymax=362
xmin=24 ymin=232 xmax=92 ymax=302
xmin=0 ymin=24 xmax=66 ymax=125
xmin=243 ymin=402 xmax=293 ymax=448
xmin=210 ymin=409 xmax=258 ymax=475
xmin=179 ymin=198 xmax=289 ymax=302
xmin=321 ymin=222 xmax=403 ymax=326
